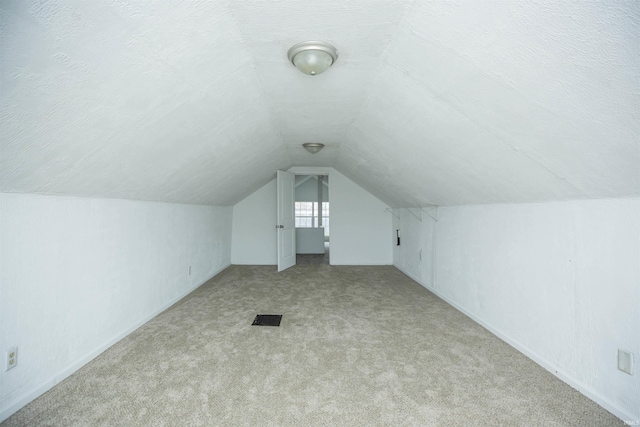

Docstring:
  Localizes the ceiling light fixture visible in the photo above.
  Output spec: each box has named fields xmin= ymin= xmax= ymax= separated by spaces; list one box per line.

xmin=302 ymin=143 xmax=325 ymax=154
xmin=288 ymin=41 xmax=338 ymax=76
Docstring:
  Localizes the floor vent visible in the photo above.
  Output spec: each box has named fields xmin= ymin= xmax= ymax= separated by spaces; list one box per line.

xmin=252 ymin=314 xmax=282 ymax=327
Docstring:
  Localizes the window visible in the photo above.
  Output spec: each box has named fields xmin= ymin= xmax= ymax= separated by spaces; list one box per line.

xmin=321 ymin=203 xmax=329 ymax=236
xmin=295 ymin=202 xmax=314 ymax=228
xmin=295 ymin=202 xmax=329 ymax=235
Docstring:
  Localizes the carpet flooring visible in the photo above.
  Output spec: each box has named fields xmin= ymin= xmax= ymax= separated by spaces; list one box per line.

xmin=3 ymin=255 xmax=623 ymax=426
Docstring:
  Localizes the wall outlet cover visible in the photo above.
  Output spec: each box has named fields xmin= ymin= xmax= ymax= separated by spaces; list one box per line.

xmin=618 ymin=349 xmax=634 ymax=375
xmin=5 ymin=347 xmax=17 ymax=371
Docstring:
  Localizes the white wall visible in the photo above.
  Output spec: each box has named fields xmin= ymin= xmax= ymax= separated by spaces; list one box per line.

xmin=330 ymin=170 xmax=392 ymax=265
xmin=296 ymin=228 xmax=325 ymax=254
xmin=231 ymin=179 xmax=277 ymax=265
xmin=0 ymin=193 xmax=232 ymax=422
xmin=295 ymin=176 xmax=329 ymax=203
xmin=392 ymin=208 xmax=437 ymax=288
xmin=393 ymin=198 xmax=640 ymax=422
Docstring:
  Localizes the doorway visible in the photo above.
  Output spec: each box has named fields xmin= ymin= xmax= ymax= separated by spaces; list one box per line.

xmin=294 ymin=174 xmax=329 ymax=259
xmin=277 ymin=168 xmax=331 ymax=271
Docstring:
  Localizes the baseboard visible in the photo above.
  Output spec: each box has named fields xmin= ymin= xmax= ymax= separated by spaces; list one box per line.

xmin=330 ymin=262 xmax=393 ymax=266
xmin=0 ymin=263 xmax=231 ymax=423
xmin=393 ymin=264 xmax=639 ymax=424
xmin=394 ymin=264 xmax=435 ymax=292
xmin=230 ymin=262 xmax=277 ymax=265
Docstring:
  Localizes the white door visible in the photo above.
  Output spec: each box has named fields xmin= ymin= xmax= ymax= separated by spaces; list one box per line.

xmin=277 ymin=170 xmax=296 ymax=272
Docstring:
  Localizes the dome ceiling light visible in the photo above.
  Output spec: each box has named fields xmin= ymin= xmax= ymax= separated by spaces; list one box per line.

xmin=302 ymin=143 xmax=325 ymax=154
xmin=287 ymin=41 xmax=338 ymax=76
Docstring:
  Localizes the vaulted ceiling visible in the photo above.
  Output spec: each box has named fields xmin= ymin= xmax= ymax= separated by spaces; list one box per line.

xmin=1 ymin=1 xmax=638 ymax=207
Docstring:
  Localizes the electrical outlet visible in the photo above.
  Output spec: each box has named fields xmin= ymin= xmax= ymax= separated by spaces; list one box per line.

xmin=419 ymin=249 xmax=422 ymax=260
xmin=188 ymin=265 xmax=191 ymax=275
xmin=618 ymin=349 xmax=634 ymax=375
xmin=5 ymin=347 xmax=17 ymax=371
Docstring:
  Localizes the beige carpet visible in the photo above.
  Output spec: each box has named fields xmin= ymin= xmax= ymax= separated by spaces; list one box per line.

xmin=3 ymin=257 xmax=623 ymax=426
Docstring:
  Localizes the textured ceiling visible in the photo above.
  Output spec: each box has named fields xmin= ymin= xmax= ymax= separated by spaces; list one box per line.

xmin=1 ymin=1 xmax=638 ymax=207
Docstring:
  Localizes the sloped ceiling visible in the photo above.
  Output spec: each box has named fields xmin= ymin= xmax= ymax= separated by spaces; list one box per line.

xmin=1 ymin=0 xmax=638 ymax=207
